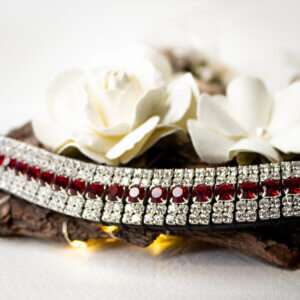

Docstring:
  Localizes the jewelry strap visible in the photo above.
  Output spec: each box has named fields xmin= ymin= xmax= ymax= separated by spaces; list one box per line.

xmin=0 ymin=136 xmax=299 ymax=229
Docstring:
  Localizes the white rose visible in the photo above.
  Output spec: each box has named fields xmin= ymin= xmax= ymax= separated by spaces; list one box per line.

xmin=188 ymin=76 xmax=300 ymax=164
xmin=33 ymin=45 xmax=198 ymax=165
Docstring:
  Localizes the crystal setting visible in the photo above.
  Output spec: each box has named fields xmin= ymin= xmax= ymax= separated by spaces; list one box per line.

xmin=1 ymin=137 xmax=300 ymax=229
xmin=212 ymin=167 xmax=236 ymax=224
xmin=235 ymin=166 xmax=259 ymax=223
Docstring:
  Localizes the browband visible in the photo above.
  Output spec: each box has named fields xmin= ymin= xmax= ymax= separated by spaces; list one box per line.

xmin=1 ymin=136 xmax=300 ymax=231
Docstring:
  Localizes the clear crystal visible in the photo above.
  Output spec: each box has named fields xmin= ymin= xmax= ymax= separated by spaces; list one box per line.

xmin=64 ymin=195 xmax=85 ymax=217
xmin=82 ymin=199 xmax=103 ymax=222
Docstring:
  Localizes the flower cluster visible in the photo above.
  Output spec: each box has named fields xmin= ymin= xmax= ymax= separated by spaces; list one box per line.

xmin=33 ymin=45 xmax=300 ymax=165
xmin=33 ymin=45 xmax=198 ymax=165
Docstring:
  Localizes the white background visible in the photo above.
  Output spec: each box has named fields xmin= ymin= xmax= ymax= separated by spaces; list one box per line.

xmin=1 ymin=0 xmax=300 ymax=299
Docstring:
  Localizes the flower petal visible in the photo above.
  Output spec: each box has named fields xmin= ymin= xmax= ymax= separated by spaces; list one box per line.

xmin=86 ymin=103 xmax=130 ymax=136
xmin=32 ymin=69 xmax=88 ymax=149
xmin=187 ymin=120 xmax=235 ymax=164
xmin=137 ymin=125 xmax=179 ymax=156
xmin=162 ymin=73 xmax=198 ymax=126
xmin=227 ymin=77 xmax=273 ymax=132
xmin=58 ymin=129 xmax=119 ymax=165
xmin=132 ymin=87 xmax=169 ymax=127
xmin=269 ymin=81 xmax=300 ymax=135
xmin=106 ymin=116 xmax=160 ymax=161
xmin=86 ymin=68 xmax=144 ymax=129
xmin=32 ymin=110 xmax=69 ymax=149
xmin=229 ymin=137 xmax=281 ymax=162
xmin=197 ymin=94 xmax=246 ymax=137
xmin=114 ymin=44 xmax=172 ymax=89
xmin=271 ymin=124 xmax=300 ymax=154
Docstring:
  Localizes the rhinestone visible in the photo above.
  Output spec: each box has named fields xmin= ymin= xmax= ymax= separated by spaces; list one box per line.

xmin=54 ymin=175 xmax=69 ymax=189
xmin=8 ymin=158 xmax=17 ymax=169
xmin=150 ymin=186 xmax=167 ymax=203
xmin=108 ymin=184 xmax=124 ymax=201
xmin=215 ymin=183 xmax=235 ymax=201
xmin=193 ymin=184 xmax=213 ymax=202
xmin=236 ymin=200 xmax=247 ymax=211
xmin=69 ymin=179 xmax=86 ymax=195
xmin=64 ymin=196 xmax=85 ymax=217
xmin=15 ymin=161 xmax=28 ymax=174
xmin=82 ymin=199 xmax=102 ymax=222
xmin=262 ymin=179 xmax=281 ymax=197
xmin=238 ymin=181 xmax=259 ymax=200
xmin=0 ymin=155 xmax=5 ymax=166
xmin=27 ymin=166 xmax=41 ymax=180
xmin=171 ymin=185 xmax=188 ymax=203
xmin=128 ymin=185 xmax=145 ymax=203
xmin=284 ymin=177 xmax=300 ymax=195
xmin=86 ymin=182 xmax=104 ymax=199
xmin=41 ymin=171 xmax=55 ymax=185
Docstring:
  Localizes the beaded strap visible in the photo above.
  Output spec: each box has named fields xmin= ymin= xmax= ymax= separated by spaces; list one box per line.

xmin=1 ymin=136 xmax=300 ymax=228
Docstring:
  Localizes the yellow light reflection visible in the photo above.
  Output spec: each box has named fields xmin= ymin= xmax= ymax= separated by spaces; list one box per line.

xmin=146 ymin=234 xmax=185 ymax=256
xmin=69 ymin=240 xmax=88 ymax=249
xmin=99 ymin=225 xmax=119 ymax=236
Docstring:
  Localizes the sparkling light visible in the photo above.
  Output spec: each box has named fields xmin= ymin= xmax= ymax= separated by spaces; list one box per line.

xmin=69 ymin=240 xmax=88 ymax=249
xmin=146 ymin=234 xmax=184 ymax=256
xmin=100 ymin=225 xmax=119 ymax=236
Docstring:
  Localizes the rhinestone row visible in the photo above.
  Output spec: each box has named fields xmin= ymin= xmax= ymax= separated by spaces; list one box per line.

xmin=1 ymin=137 xmax=300 ymax=227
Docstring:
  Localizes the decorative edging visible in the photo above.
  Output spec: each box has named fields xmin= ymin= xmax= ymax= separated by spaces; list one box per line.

xmin=2 ymin=123 xmax=300 ymax=269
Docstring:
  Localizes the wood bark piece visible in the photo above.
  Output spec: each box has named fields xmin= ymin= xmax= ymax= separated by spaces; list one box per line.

xmin=1 ymin=123 xmax=300 ymax=269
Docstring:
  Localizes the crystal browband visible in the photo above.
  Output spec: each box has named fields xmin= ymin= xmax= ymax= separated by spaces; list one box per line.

xmin=1 ymin=136 xmax=300 ymax=230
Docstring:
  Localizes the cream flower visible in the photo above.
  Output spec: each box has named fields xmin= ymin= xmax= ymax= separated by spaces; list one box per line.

xmin=33 ymin=45 xmax=198 ymax=165
xmin=188 ymin=76 xmax=300 ymax=164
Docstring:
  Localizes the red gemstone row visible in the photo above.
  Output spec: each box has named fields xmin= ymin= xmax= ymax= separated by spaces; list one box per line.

xmin=1 ymin=154 xmax=300 ymax=203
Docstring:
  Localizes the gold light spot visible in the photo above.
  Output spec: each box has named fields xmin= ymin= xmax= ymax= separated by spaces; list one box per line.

xmin=99 ymin=225 xmax=119 ymax=236
xmin=69 ymin=240 xmax=88 ymax=249
xmin=147 ymin=234 xmax=185 ymax=256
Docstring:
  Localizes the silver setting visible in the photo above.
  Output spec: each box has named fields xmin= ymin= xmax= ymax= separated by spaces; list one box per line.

xmin=189 ymin=168 xmax=215 ymax=225
xmin=259 ymin=163 xmax=281 ymax=220
xmin=3 ymin=137 xmax=300 ymax=227
xmin=47 ymin=158 xmax=77 ymax=212
xmin=34 ymin=152 xmax=58 ymax=207
xmin=122 ymin=169 xmax=152 ymax=226
xmin=81 ymin=165 xmax=107 ymax=222
xmin=0 ymin=140 xmax=19 ymax=191
xmin=166 ymin=169 xmax=193 ymax=226
xmin=212 ymin=167 xmax=237 ymax=224
xmin=64 ymin=162 xmax=96 ymax=218
xmin=281 ymin=161 xmax=300 ymax=217
xmin=144 ymin=169 xmax=173 ymax=226
xmin=22 ymin=148 xmax=43 ymax=202
xmin=101 ymin=167 xmax=132 ymax=224
xmin=235 ymin=165 xmax=259 ymax=223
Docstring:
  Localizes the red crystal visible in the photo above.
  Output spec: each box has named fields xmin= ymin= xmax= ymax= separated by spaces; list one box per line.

xmin=238 ymin=181 xmax=259 ymax=200
xmin=86 ymin=182 xmax=104 ymax=199
xmin=128 ymin=185 xmax=145 ymax=203
xmin=215 ymin=183 xmax=235 ymax=201
xmin=150 ymin=186 xmax=167 ymax=203
xmin=54 ymin=175 xmax=69 ymax=189
xmin=0 ymin=155 xmax=5 ymax=166
xmin=69 ymin=179 xmax=86 ymax=195
xmin=171 ymin=185 xmax=188 ymax=204
xmin=16 ymin=161 xmax=28 ymax=174
xmin=284 ymin=177 xmax=300 ymax=195
xmin=108 ymin=184 xmax=124 ymax=201
xmin=41 ymin=171 xmax=55 ymax=185
xmin=27 ymin=166 xmax=41 ymax=180
xmin=193 ymin=184 xmax=213 ymax=202
xmin=262 ymin=179 xmax=281 ymax=197
xmin=8 ymin=159 xmax=17 ymax=169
